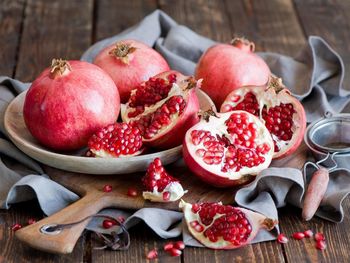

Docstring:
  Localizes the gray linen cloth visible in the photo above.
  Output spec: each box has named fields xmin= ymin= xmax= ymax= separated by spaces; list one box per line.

xmin=1 ymin=10 xmax=350 ymax=248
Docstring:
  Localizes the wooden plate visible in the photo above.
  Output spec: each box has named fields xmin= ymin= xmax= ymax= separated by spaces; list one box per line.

xmin=4 ymin=89 xmax=215 ymax=174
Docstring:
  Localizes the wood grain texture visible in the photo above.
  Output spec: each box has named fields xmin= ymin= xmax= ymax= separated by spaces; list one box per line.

xmin=15 ymin=0 xmax=93 ymax=82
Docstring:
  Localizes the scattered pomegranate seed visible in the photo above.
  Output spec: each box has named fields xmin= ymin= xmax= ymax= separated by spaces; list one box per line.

xmin=314 ymin=232 xmax=325 ymax=242
xmin=117 ymin=216 xmax=125 ymax=224
xmin=163 ymin=242 xmax=174 ymax=251
xmin=277 ymin=233 xmax=289 ymax=244
xmin=102 ymin=219 xmax=116 ymax=229
xmin=162 ymin=191 xmax=170 ymax=201
xmin=168 ymin=248 xmax=182 ymax=257
xmin=127 ymin=187 xmax=138 ymax=197
xmin=27 ymin=218 xmax=36 ymax=225
xmin=174 ymin=241 xmax=185 ymax=250
xmin=315 ymin=240 xmax=327 ymax=250
xmin=11 ymin=223 xmax=22 ymax=231
xmin=292 ymin=232 xmax=305 ymax=240
xmin=304 ymin=229 xmax=314 ymax=238
xmin=103 ymin=185 xmax=112 ymax=192
xmin=146 ymin=249 xmax=158 ymax=259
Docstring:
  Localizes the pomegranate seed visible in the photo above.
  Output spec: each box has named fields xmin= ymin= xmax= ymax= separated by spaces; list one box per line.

xmin=11 ymin=223 xmax=22 ymax=231
xmin=304 ymin=229 xmax=313 ymax=238
xmin=292 ymin=232 xmax=305 ymax=240
xmin=27 ymin=218 xmax=36 ymax=225
xmin=314 ymin=232 xmax=325 ymax=242
xmin=191 ymin=203 xmax=200 ymax=213
xmin=117 ymin=216 xmax=125 ymax=224
xmin=277 ymin=233 xmax=289 ymax=244
xmin=174 ymin=241 xmax=185 ymax=250
xmin=162 ymin=191 xmax=171 ymax=201
xmin=146 ymin=249 xmax=158 ymax=259
xmin=102 ymin=219 xmax=116 ymax=229
xmin=103 ymin=185 xmax=112 ymax=192
xmin=163 ymin=242 xmax=174 ymax=251
xmin=168 ymin=248 xmax=182 ymax=257
xmin=127 ymin=187 xmax=138 ymax=197
xmin=315 ymin=240 xmax=326 ymax=250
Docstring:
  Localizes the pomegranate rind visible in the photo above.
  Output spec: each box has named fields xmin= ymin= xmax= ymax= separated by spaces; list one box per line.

xmin=180 ymin=200 xmax=278 ymax=249
xmin=142 ymin=181 xmax=187 ymax=202
xmin=183 ymin=111 xmax=274 ymax=187
xmin=220 ymin=83 xmax=306 ymax=159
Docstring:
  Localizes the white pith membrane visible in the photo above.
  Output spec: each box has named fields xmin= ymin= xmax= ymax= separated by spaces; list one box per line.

xmin=221 ymin=85 xmax=304 ymax=157
xmin=179 ymin=200 xmax=277 ymax=249
xmin=121 ymin=78 xmax=199 ymax=141
xmin=92 ymin=149 xmax=144 ymax=158
xmin=143 ymin=181 xmax=188 ymax=202
xmin=185 ymin=110 xmax=274 ymax=179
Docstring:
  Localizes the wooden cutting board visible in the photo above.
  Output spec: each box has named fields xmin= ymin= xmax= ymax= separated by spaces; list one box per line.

xmin=15 ymin=143 xmax=308 ymax=254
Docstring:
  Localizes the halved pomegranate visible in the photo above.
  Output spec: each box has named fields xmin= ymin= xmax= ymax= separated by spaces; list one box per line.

xmin=183 ymin=110 xmax=274 ymax=187
xmin=180 ymin=200 xmax=278 ymax=249
xmin=220 ymin=77 xmax=306 ymax=159
xmin=142 ymin=158 xmax=187 ymax=202
xmin=88 ymin=123 xmax=143 ymax=158
xmin=121 ymin=71 xmax=200 ymax=149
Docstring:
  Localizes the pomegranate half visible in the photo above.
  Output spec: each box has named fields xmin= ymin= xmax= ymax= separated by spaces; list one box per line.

xmin=180 ymin=200 xmax=278 ymax=249
xmin=23 ymin=59 xmax=120 ymax=151
xmin=183 ymin=110 xmax=274 ymax=187
xmin=220 ymin=77 xmax=306 ymax=159
xmin=94 ymin=39 xmax=170 ymax=103
xmin=195 ymin=37 xmax=270 ymax=108
xmin=122 ymin=70 xmax=200 ymax=149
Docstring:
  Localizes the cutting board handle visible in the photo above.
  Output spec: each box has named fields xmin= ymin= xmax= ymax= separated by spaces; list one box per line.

xmin=15 ymin=191 xmax=110 ymax=254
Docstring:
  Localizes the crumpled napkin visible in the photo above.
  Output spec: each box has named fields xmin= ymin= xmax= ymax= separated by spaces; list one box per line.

xmin=1 ymin=10 xmax=350 ymax=248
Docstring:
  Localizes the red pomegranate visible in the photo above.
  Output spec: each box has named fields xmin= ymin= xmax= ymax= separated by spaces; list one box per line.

xmin=122 ymin=70 xmax=200 ymax=149
xmin=183 ymin=110 xmax=274 ymax=187
xmin=195 ymin=38 xmax=270 ymax=108
xmin=180 ymin=200 xmax=278 ymax=249
xmin=23 ymin=59 xmax=120 ymax=151
xmin=220 ymin=77 xmax=306 ymax=159
xmin=93 ymin=39 xmax=170 ymax=103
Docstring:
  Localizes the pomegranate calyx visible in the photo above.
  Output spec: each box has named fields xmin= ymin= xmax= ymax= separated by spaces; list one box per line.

xmin=230 ymin=37 xmax=255 ymax=52
xmin=262 ymin=218 xmax=279 ymax=230
xmin=50 ymin=58 xmax=71 ymax=77
xmin=109 ymin=42 xmax=137 ymax=64
xmin=198 ymin=109 xmax=219 ymax=122
xmin=267 ymin=76 xmax=286 ymax=94
xmin=183 ymin=76 xmax=200 ymax=90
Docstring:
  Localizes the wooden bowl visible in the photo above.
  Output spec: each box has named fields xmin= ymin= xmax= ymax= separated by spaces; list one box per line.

xmin=4 ymin=89 xmax=215 ymax=174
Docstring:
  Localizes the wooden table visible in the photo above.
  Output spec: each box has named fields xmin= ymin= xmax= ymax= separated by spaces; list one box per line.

xmin=1 ymin=0 xmax=350 ymax=262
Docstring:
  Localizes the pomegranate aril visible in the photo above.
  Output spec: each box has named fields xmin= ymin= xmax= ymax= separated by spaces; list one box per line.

xmin=163 ymin=191 xmax=171 ymax=201
xmin=277 ymin=233 xmax=289 ymax=244
xmin=304 ymin=229 xmax=313 ymax=238
xmin=314 ymin=232 xmax=325 ymax=241
xmin=117 ymin=216 xmax=125 ymax=224
xmin=315 ymin=240 xmax=326 ymax=250
xmin=103 ymin=185 xmax=112 ymax=192
xmin=174 ymin=241 xmax=185 ymax=250
xmin=28 ymin=218 xmax=36 ymax=225
xmin=127 ymin=187 xmax=138 ymax=197
xmin=102 ymin=219 xmax=116 ymax=229
xmin=146 ymin=249 xmax=158 ymax=259
xmin=169 ymin=248 xmax=182 ymax=257
xmin=163 ymin=242 xmax=174 ymax=251
xmin=11 ymin=223 xmax=22 ymax=231
xmin=292 ymin=232 xmax=305 ymax=240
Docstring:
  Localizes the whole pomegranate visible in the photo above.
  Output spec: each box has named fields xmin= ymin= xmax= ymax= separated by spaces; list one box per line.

xmin=195 ymin=37 xmax=270 ymax=108
xmin=24 ymin=59 xmax=120 ymax=151
xmin=180 ymin=200 xmax=278 ymax=249
xmin=122 ymin=70 xmax=200 ymax=149
xmin=220 ymin=77 xmax=306 ymax=159
xmin=93 ymin=39 xmax=170 ymax=103
xmin=183 ymin=110 xmax=274 ymax=187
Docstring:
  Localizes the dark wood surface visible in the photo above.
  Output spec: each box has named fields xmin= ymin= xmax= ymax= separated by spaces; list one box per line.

xmin=1 ymin=0 xmax=349 ymax=262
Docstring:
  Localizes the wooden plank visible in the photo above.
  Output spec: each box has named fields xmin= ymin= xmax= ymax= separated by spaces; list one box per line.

xmin=15 ymin=0 xmax=94 ymax=82
xmin=0 ymin=0 xmax=25 ymax=77
xmin=91 ymin=224 xmax=182 ymax=263
xmin=0 ymin=201 xmax=85 ymax=263
xmin=225 ymin=0 xmax=306 ymax=55
xmin=159 ymin=0 xmax=233 ymax=42
xmin=94 ymin=0 xmax=158 ymax=42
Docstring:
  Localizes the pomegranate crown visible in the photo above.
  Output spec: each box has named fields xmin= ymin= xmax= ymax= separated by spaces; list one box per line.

xmin=230 ymin=37 xmax=255 ymax=52
xmin=50 ymin=58 xmax=71 ymax=77
xmin=109 ymin=42 xmax=137 ymax=64
xmin=198 ymin=108 xmax=218 ymax=122
xmin=267 ymin=76 xmax=287 ymax=94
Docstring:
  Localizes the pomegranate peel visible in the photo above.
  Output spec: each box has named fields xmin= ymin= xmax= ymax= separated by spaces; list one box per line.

xmin=183 ymin=110 xmax=274 ymax=187
xmin=180 ymin=200 xmax=277 ymax=249
xmin=142 ymin=158 xmax=187 ymax=202
xmin=221 ymin=77 xmax=306 ymax=159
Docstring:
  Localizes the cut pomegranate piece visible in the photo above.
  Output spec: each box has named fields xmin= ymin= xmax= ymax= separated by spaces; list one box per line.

xmin=121 ymin=70 xmax=200 ymax=149
xmin=142 ymin=158 xmax=187 ymax=202
xmin=88 ymin=123 xmax=143 ymax=158
xmin=220 ymin=77 xmax=306 ymax=159
xmin=180 ymin=200 xmax=278 ymax=249
xmin=183 ymin=110 xmax=274 ymax=187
